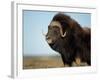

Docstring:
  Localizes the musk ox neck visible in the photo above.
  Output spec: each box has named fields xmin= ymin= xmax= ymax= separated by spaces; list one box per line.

xmin=51 ymin=37 xmax=74 ymax=54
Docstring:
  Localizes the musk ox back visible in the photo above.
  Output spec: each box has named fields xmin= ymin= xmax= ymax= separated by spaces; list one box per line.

xmin=46 ymin=13 xmax=91 ymax=66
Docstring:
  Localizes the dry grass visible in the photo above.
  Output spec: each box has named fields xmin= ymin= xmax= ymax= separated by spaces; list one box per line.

xmin=23 ymin=55 xmax=64 ymax=69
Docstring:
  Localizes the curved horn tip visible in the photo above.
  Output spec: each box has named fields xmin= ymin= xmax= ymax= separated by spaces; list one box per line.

xmin=61 ymin=32 xmax=66 ymax=37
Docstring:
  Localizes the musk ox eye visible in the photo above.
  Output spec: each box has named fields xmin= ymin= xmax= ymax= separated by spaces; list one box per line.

xmin=48 ymin=26 xmax=53 ymax=30
xmin=53 ymin=30 xmax=57 ymax=34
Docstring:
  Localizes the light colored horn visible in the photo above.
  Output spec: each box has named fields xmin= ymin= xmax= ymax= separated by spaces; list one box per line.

xmin=59 ymin=23 xmax=66 ymax=37
xmin=60 ymin=29 xmax=66 ymax=37
xmin=61 ymin=31 xmax=66 ymax=37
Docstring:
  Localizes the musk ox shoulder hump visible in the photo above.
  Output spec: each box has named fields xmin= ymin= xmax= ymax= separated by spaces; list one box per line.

xmin=52 ymin=13 xmax=72 ymax=22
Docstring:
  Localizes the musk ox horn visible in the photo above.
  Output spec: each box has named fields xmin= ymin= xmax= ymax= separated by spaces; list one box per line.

xmin=59 ymin=25 xmax=66 ymax=37
xmin=50 ymin=21 xmax=66 ymax=37
xmin=60 ymin=30 xmax=66 ymax=37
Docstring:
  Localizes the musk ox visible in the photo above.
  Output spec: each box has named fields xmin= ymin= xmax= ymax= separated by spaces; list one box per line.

xmin=45 ymin=13 xmax=91 ymax=66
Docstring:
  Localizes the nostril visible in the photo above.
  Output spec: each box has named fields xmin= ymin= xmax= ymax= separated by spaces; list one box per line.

xmin=46 ymin=36 xmax=50 ymax=40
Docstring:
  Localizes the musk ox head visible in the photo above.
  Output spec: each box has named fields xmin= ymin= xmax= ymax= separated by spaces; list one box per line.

xmin=46 ymin=21 xmax=66 ymax=44
xmin=46 ymin=13 xmax=73 ymax=45
xmin=45 ymin=13 xmax=82 ymax=46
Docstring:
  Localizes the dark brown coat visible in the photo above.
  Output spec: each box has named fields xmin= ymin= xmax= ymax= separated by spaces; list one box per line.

xmin=46 ymin=13 xmax=91 ymax=66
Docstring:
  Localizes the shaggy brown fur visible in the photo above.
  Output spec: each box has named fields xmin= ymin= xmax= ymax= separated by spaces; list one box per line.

xmin=46 ymin=13 xmax=91 ymax=66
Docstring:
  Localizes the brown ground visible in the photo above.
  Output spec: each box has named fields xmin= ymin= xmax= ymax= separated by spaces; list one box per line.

xmin=23 ymin=55 xmax=64 ymax=69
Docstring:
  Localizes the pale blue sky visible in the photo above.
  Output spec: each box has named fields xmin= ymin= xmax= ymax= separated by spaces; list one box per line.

xmin=23 ymin=10 xmax=91 ymax=56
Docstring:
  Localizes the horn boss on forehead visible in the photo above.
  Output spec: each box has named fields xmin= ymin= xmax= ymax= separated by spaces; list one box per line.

xmin=49 ymin=21 xmax=66 ymax=37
